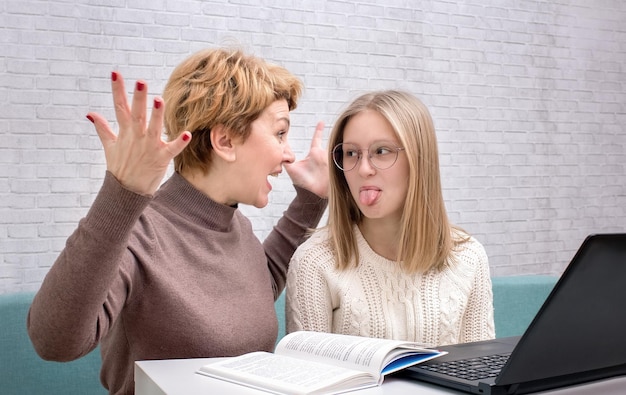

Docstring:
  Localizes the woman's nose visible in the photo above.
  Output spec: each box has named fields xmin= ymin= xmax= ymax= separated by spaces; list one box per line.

xmin=283 ymin=143 xmax=296 ymax=163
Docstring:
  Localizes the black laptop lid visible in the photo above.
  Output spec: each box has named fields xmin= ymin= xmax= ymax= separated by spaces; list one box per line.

xmin=497 ymin=233 xmax=626 ymax=386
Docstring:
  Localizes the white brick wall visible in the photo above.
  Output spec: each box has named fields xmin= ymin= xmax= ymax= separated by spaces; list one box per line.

xmin=1 ymin=0 xmax=625 ymax=293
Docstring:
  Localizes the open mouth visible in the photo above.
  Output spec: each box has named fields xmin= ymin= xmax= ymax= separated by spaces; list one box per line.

xmin=266 ymin=173 xmax=280 ymax=190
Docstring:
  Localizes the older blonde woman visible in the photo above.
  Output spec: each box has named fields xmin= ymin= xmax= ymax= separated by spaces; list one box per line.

xmin=28 ymin=48 xmax=328 ymax=395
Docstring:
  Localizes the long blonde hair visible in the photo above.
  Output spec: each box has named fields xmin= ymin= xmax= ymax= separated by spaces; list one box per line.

xmin=327 ymin=90 xmax=467 ymax=273
xmin=163 ymin=47 xmax=303 ymax=174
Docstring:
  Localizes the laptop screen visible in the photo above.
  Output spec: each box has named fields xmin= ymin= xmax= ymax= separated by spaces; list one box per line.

xmin=497 ymin=233 xmax=626 ymax=385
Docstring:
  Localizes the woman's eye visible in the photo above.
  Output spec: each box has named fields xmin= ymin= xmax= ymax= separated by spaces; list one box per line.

xmin=346 ymin=149 xmax=358 ymax=158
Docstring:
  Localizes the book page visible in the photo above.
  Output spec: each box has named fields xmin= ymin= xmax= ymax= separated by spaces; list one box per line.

xmin=274 ymin=331 xmax=430 ymax=379
xmin=197 ymin=351 xmax=376 ymax=395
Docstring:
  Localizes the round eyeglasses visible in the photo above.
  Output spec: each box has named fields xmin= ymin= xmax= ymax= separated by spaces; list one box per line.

xmin=332 ymin=142 xmax=405 ymax=171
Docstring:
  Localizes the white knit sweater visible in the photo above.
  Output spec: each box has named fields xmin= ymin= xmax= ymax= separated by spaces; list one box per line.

xmin=285 ymin=226 xmax=495 ymax=346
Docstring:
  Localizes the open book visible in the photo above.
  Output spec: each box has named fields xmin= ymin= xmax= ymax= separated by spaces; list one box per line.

xmin=196 ymin=330 xmax=446 ymax=395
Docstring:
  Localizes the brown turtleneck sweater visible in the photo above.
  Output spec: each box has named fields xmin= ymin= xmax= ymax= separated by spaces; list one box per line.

xmin=27 ymin=171 xmax=327 ymax=394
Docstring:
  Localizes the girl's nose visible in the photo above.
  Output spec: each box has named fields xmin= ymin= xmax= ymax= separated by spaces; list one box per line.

xmin=357 ymin=153 xmax=376 ymax=176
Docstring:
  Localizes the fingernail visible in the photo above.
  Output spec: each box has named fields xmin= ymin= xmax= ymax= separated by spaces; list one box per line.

xmin=86 ymin=115 xmax=95 ymax=123
xmin=111 ymin=72 xmax=118 ymax=82
xmin=154 ymin=99 xmax=162 ymax=109
xmin=182 ymin=133 xmax=190 ymax=142
xmin=136 ymin=81 xmax=145 ymax=91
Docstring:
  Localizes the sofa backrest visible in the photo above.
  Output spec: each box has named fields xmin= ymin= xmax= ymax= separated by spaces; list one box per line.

xmin=491 ymin=275 xmax=557 ymax=338
xmin=1 ymin=275 xmax=557 ymax=393
xmin=0 ymin=292 xmax=106 ymax=395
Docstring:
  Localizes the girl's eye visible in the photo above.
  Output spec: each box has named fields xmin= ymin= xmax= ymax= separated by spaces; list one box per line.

xmin=277 ymin=131 xmax=287 ymax=141
xmin=374 ymin=146 xmax=392 ymax=156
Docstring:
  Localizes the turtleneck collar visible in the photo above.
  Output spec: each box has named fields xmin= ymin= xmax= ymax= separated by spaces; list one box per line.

xmin=154 ymin=172 xmax=237 ymax=232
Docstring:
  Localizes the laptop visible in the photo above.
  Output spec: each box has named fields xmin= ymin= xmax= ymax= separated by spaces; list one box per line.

xmin=400 ymin=233 xmax=626 ymax=394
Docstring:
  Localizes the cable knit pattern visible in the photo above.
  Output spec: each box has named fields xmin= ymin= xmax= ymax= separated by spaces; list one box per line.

xmin=286 ymin=226 xmax=495 ymax=347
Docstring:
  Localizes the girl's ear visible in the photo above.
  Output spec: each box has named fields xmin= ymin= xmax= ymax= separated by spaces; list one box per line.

xmin=210 ymin=124 xmax=237 ymax=162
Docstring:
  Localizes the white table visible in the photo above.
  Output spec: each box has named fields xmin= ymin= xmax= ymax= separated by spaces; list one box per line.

xmin=135 ymin=358 xmax=626 ymax=395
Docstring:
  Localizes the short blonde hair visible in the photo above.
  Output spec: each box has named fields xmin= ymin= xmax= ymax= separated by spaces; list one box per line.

xmin=163 ymin=48 xmax=303 ymax=173
xmin=327 ymin=90 xmax=467 ymax=273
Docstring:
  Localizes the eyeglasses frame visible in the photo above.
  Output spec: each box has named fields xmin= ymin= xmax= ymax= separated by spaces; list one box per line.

xmin=332 ymin=142 xmax=406 ymax=171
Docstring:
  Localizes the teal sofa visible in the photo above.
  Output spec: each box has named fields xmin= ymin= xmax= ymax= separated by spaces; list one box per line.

xmin=491 ymin=275 xmax=558 ymax=338
xmin=1 ymin=275 xmax=557 ymax=394
xmin=0 ymin=292 xmax=105 ymax=395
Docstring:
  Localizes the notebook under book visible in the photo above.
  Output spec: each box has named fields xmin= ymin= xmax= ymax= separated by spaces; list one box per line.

xmin=400 ymin=233 xmax=626 ymax=395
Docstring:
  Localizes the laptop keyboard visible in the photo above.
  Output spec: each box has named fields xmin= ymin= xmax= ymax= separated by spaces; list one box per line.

xmin=418 ymin=353 xmax=511 ymax=381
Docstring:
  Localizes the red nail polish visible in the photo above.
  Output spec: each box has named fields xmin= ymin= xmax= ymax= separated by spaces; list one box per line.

xmin=111 ymin=72 xmax=118 ymax=82
xmin=136 ymin=81 xmax=145 ymax=91
xmin=182 ymin=133 xmax=190 ymax=142
xmin=86 ymin=115 xmax=95 ymax=123
xmin=154 ymin=99 xmax=162 ymax=109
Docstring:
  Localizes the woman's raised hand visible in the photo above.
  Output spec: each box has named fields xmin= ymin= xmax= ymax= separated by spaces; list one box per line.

xmin=284 ymin=121 xmax=329 ymax=198
xmin=86 ymin=72 xmax=191 ymax=196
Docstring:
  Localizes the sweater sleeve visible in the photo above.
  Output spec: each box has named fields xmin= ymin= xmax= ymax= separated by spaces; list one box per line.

xmin=285 ymin=232 xmax=335 ymax=334
xmin=459 ymin=239 xmax=496 ymax=343
xmin=27 ymin=172 xmax=150 ymax=361
xmin=263 ymin=186 xmax=327 ymax=299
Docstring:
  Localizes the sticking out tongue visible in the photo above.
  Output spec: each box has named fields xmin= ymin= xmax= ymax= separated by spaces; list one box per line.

xmin=359 ymin=189 xmax=381 ymax=206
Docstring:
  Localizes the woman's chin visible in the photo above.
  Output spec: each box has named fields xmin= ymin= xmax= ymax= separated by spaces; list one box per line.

xmin=251 ymin=193 xmax=270 ymax=209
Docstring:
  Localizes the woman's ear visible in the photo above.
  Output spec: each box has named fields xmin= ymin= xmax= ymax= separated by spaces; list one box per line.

xmin=210 ymin=124 xmax=237 ymax=162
